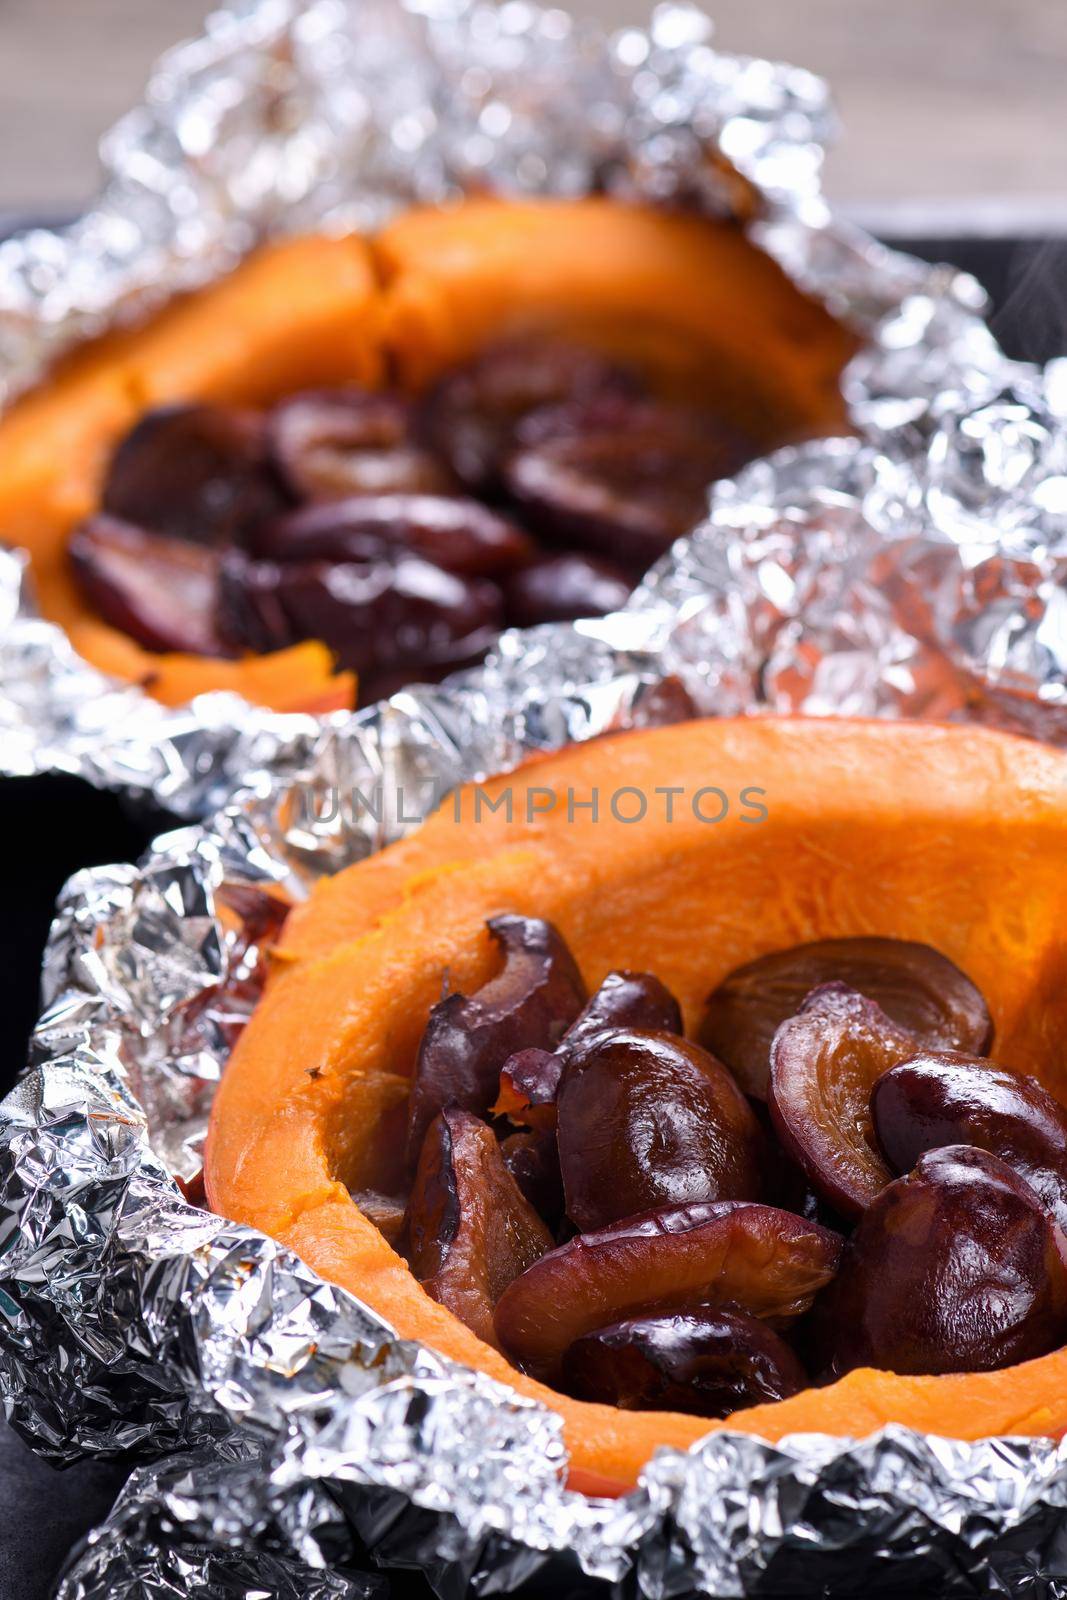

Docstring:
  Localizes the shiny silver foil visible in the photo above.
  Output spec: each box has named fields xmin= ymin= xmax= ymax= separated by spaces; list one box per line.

xmin=3 ymin=0 xmax=1067 ymax=1594
xmin=2 ymin=0 xmax=1061 ymax=817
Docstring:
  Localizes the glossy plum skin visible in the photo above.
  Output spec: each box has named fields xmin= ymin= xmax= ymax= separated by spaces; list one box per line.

xmin=872 ymin=1051 xmax=1067 ymax=1232
xmin=557 ymin=1028 xmax=765 ymax=1231
xmin=503 ymin=403 xmax=756 ymax=566
xmin=68 ymin=516 xmax=230 ymax=656
xmin=565 ymin=971 xmax=684 ymax=1055
xmin=500 ymin=1129 xmax=565 ymax=1232
xmin=495 ymin=970 xmax=683 ymax=1132
xmin=702 ymin=937 xmax=993 ymax=1101
xmin=768 ymin=983 xmax=920 ymax=1217
xmin=418 ymin=339 xmax=642 ymax=495
xmin=251 ymin=494 xmax=534 ymax=577
xmin=268 ymin=389 xmax=454 ymax=501
xmin=407 ymin=1108 xmax=553 ymax=1349
xmin=101 ymin=404 xmax=284 ymax=545
xmin=811 ymin=1145 xmax=1067 ymax=1379
xmin=503 ymin=552 xmax=632 ymax=628
xmin=217 ymin=549 xmax=502 ymax=688
xmin=405 ymin=915 xmax=586 ymax=1167
xmin=561 ymin=1307 xmax=806 ymax=1417
xmin=494 ymin=1200 xmax=842 ymax=1381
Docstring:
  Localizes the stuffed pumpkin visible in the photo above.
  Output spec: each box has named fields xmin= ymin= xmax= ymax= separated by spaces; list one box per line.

xmin=205 ymin=716 xmax=1067 ymax=1490
xmin=0 ymin=201 xmax=857 ymax=712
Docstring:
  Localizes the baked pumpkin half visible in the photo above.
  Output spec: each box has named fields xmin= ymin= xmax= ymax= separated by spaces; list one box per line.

xmin=0 ymin=199 xmax=858 ymax=712
xmin=205 ymin=716 xmax=1067 ymax=1491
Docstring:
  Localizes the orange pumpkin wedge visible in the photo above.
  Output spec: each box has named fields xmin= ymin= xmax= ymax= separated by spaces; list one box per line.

xmin=0 ymin=200 xmax=857 ymax=713
xmin=205 ymin=716 xmax=1067 ymax=1488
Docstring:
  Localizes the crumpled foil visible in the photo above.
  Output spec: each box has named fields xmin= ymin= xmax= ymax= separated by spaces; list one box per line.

xmin=3 ymin=0 xmax=1067 ymax=1594
xmin=2 ymin=0 xmax=1063 ymax=818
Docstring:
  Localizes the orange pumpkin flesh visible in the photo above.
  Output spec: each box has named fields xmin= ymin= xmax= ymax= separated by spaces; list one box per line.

xmin=204 ymin=716 xmax=1067 ymax=1487
xmin=0 ymin=201 xmax=857 ymax=713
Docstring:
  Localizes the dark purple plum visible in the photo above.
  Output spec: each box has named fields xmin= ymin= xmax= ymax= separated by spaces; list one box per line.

xmin=251 ymin=493 xmax=533 ymax=576
xmin=503 ymin=401 xmax=756 ymax=567
xmin=768 ymin=983 xmax=917 ymax=1217
xmin=503 ymin=552 xmax=632 ymax=627
xmin=557 ymin=1028 xmax=764 ymax=1230
xmin=68 ymin=515 xmax=229 ymax=656
xmin=101 ymin=404 xmax=284 ymax=545
xmin=500 ymin=1128 xmax=565 ymax=1231
xmin=702 ymin=937 xmax=993 ymax=1101
xmin=418 ymin=338 xmax=643 ymax=495
xmin=561 ymin=1307 xmax=806 ymax=1416
xmin=407 ymin=1108 xmax=552 ymax=1349
xmin=216 ymin=549 xmax=502 ymax=685
xmin=811 ymin=1145 xmax=1067 ymax=1378
xmin=872 ymin=1051 xmax=1067 ymax=1231
xmin=405 ymin=915 xmax=586 ymax=1167
xmin=268 ymin=388 xmax=454 ymax=501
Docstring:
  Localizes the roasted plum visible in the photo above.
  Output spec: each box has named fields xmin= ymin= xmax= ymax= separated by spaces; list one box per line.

xmin=503 ymin=401 xmax=755 ymax=567
xmin=352 ymin=1189 xmax=407 ymax=1246
xmin=405 ymin=915 xmax=586 ymax=1166
xmin=494 ymin=1200 xmax=842 ymax=1381
xmin=69 ymin=515 xmax=229 ymax=656
xmin=768 ymin=983 xmax=918 ymax=1217
xmin=101 ymin=404 xmax=284 ymax=545
xmin=872 ymin=1051 xmax=1067 ymax=1232
xmin=565 ymin=971 xmax=684 ymax=1054
xmin=251 ymin=494 xmax=534 ymax=577
xmin=418 ymin=338 xmax=642 ymax=495
xmin=407 ymin=1108 xmax=553 ymax=1348
xmin=503 ymin=552 xmax=632 ymax=628
xmin=811 ymin=1145 xmax=1067 ymax=1378
xmin=500 ymin=1129 xmax=565 ymax=1231
xmin=495 ymin=1049 xmax=562 ymax=1134
xmin=702 ymin=937 xmax=993 ymax=1100
xmin=561 ymin=1307 xmax=806 ymax=1416
xmin=556 ymin=1028 xmax=764 ymax=1230
xmin=495 ymin=970 xmax=683 ymax=1132
xmin=269 ymin=389 xmax=454 ymax=500
xmin=217 ymin=549 xmax=502 ymax=685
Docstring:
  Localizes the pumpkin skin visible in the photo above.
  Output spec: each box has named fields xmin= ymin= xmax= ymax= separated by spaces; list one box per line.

xmin=204 ymin=716 xmax=1067 ymax=1488
xmin=0 ymin=200 xmax=857 ymax=712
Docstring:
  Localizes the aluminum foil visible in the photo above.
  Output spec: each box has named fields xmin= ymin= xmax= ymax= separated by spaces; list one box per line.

xmin=1 ymin=0 xmax=1058 ymax=819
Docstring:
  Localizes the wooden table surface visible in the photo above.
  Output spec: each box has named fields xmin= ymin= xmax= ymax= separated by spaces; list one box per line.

xmin=1 ymin=0 xmax=1065 ymax=226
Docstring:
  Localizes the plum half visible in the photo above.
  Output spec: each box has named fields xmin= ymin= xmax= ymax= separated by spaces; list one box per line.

xmin=101 ymin=403 xmax=284 ymax=545
xmin=561 ymin=1307 xmax=806 ymax=1417
xmin=556 ymin=1028 xmax=764 ymax=1230
xmin=872 ymin=1051 xmax=1067 ymax=1232
xmin=405 ymin=915 xmax=586 ymax=1166
xmin=702 ymin=937 xmax=993 ymax=1100
xmin=407 ymin=1108 xmax=553 ymax=1349
xmin=768 ymin=983 xmax=919 ymax=1217
xmin=811 ymin=1145 xmax=1067 ymax=1378
xmin=494 ymin=1200 xmax=842 ymax=1381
